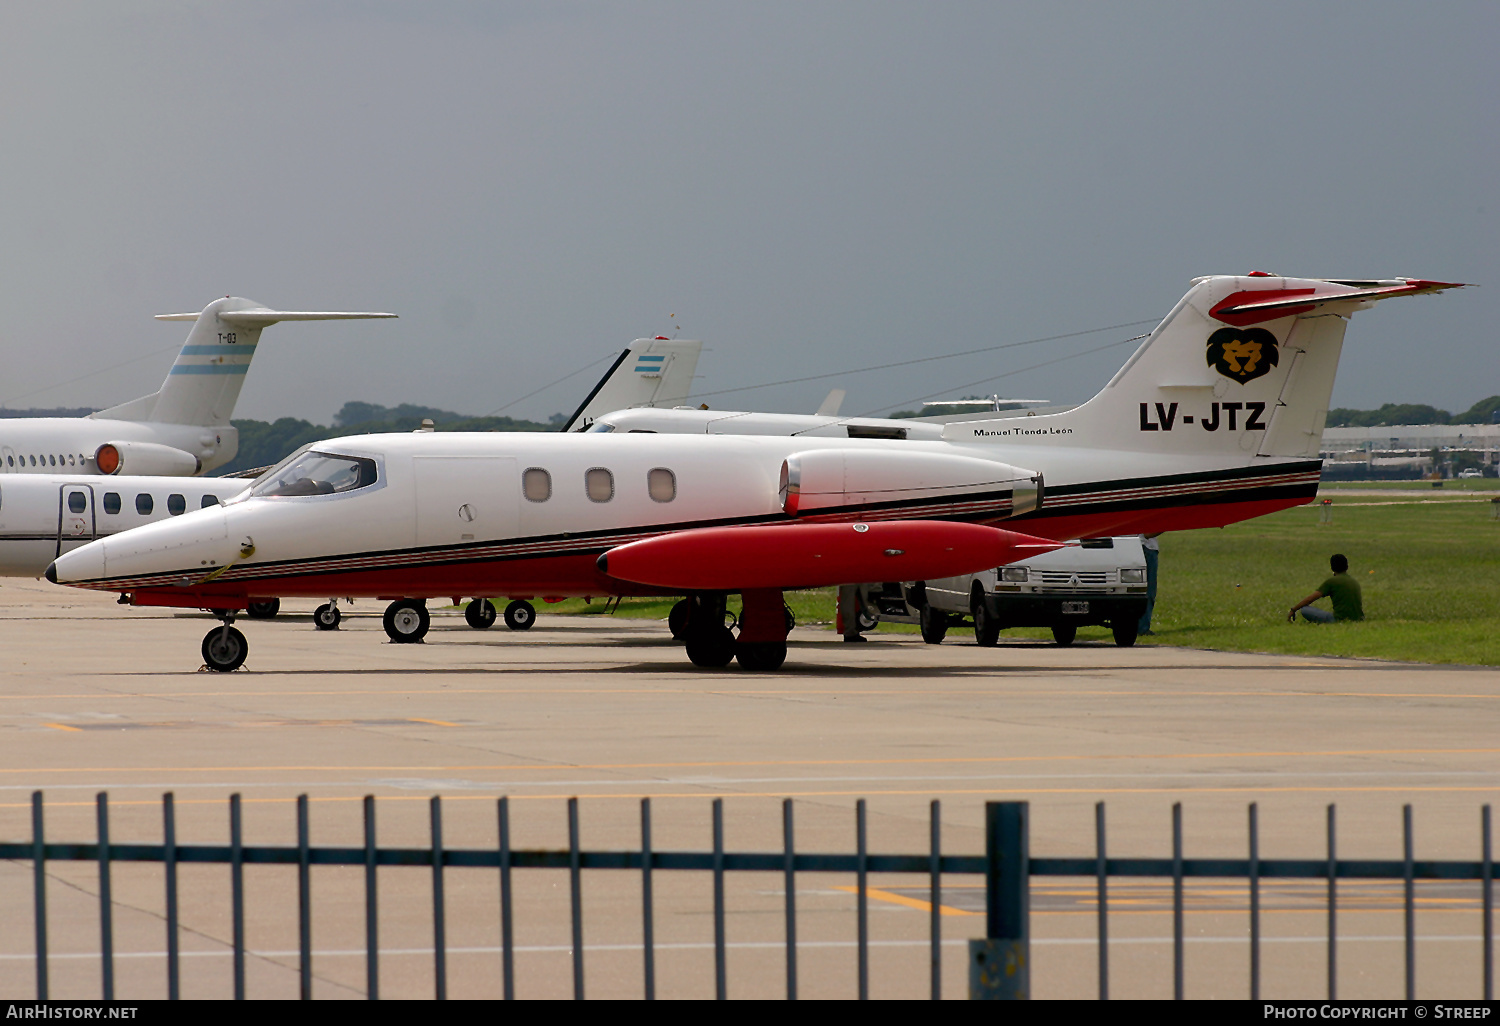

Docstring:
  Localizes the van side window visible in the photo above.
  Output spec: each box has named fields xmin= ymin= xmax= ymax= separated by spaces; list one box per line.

xmin=585 ymin=468 xmax=614 ymax=503
xmin=136 ymin=494 xmax=154 ymax=515
xmin=167 ymin=494 xmax=186 ymax=516
xmin=522 ymin=468 xmax=551 ymax=502
xmin=103 ymin=493 xmax=121 ymax=514
xmin=648 ymin=468 xmax=676 ymax=502
xmin=68 ymin=492 xmax=87 ymax=514
xmin=201 ymin=494 xmax=220 ymax=508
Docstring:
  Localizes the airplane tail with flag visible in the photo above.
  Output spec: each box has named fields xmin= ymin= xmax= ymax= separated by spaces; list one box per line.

xmin=563 ymin=338 xmax=702 ymax=431
xmin=90 ymin=298 xmax=397 ymax=427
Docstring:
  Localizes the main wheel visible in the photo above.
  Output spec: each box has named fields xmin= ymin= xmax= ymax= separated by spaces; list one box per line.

xmin=246 ymin=599 xmax=280 ymax=619
xmin=202 ymin=626 xmax=248 ymax=673
xmin=1111 ymin=620 xmax=1139 ymax=647
xmin=668 ymin=599 xmax=690 ymax=640
xmin=919 ymin=605 xmax=948 ymax=645
xmin=1052 ymin=624 xmax=1077 ymax=647
xmin=972 ymin=600 xmax=1001 ymax=647
xmin=685 ymin=625 xmax=736 ymax=668
xmin=466 ymin=599 xmax=497 ymax=630
xmin=503 ymin=600 xmax=535 ymax=631
xmin=313 ymin=603 xmax=341 ymax=631
xmin=384 ymin=599 xmax=430 ymax=643
xmin=736 ymin=640 xmax=787 ymax=672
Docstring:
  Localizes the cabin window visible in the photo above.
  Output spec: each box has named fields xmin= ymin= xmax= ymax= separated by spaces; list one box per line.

xmin=5 ymin=456 xmax=11 ymax=467
xmin=49 ymin=455 xmax=56 ymax=467
xmin=585 ymin=467 xmax=614 ymax=503
xmin=251 ymin=451 xmax=379 ymax=498
xmin=522 ymin=468 xmax=551 ymax=502
xmin=136 ymin=493 xmax=154 ymax=515
xmin=68 ymin=492 xmax=87 ymax=514
xmin=648 ymin=468 xmax=676 ymax=503
xmin=586 ymin=422 xmax=616 ymax=433
xmin=67 ymin=454 xmax=75 ymax=466
xmin=29 ymin=456 xmax=36 ymax=466
xmin=167 ymin=494 xmax=186 ymax=516
xmin=201 ymin=494 xmax=220 ymax=508
xmin=103 ymin=492 xmax=121 ymax=514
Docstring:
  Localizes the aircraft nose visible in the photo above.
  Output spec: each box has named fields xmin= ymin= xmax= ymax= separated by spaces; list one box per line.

xmin=44 ymin=562 xmax=57 ymax=584
xmin=49 ymin=539 xmax=108 ymax=586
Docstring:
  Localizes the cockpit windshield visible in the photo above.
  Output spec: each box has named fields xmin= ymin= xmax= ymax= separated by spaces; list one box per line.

xmin=250 ymin=451 xmax=378 ymax=498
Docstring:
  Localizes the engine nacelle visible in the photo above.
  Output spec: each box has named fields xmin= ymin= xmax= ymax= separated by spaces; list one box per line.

xmin=94 ymin=441 xmax=201 ymax=477
xmin=779 ymin=449 xmax=1042 ymax=519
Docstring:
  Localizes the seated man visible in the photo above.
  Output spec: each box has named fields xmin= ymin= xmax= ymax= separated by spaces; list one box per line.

xmin=1288 ymin=553 xmax=1364 ymax=624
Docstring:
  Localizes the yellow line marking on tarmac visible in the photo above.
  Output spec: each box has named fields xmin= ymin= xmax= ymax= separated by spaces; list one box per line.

xmin=408 ymin=718 xmax=459 ymax=728
xmin=41 ymin=723 xmax=81 ymax=732
xmin=9 ymin=783 xmax=1500 ymax=809
xmin=3 ymin=746 xmax=1499 ymax=775
xmin=833 ymin=884 xmax=975 ymax=916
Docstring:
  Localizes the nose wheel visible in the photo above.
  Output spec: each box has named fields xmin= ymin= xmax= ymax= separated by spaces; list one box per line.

xmin=201 ymin=622 xmax=248 ymax=673
xmin=383 ymin=599 xmax=430 ymax=643
xmin=313 ymin=601 xmax=341 ymax=631
xmin=465 ymin=599 xmax=497 ymax=629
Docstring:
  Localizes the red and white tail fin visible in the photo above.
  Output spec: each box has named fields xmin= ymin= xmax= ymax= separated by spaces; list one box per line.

xmin=944 ymin=275 xmax=1464 ymax=458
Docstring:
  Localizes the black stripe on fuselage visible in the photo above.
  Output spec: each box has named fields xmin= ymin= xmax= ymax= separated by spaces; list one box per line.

xmin=71 ymin=461 xmax=1319 ymax=589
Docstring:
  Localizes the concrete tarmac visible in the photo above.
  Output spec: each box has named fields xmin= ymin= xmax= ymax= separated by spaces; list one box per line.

xmin=1 ymin=577 xmax=1496 ymax=1000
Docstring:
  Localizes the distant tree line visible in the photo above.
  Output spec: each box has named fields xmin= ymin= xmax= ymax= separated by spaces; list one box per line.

xmin=1326 ymin=396 xmax=1500 ymax=428
xmin=216 ymin=402 xmax=556 ymax=475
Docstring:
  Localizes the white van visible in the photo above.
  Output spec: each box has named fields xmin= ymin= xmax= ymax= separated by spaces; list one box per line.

xmin=890 ymin=536 xmax=1150 ymax=647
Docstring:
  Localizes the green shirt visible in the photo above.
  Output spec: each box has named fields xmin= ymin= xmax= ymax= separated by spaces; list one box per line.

xmin=1318 ymin=573 xmax=1364 ymax=621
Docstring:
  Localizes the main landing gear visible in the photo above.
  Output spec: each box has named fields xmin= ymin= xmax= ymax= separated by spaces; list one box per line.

xmin=681 ymin=590 xmax=791 ymax=672
xmin=462 ymin=598 xmax=534 ymax=630
xmin=246 ymin=599 xmax=280 ymax=620
xmin=201 ymin=614 xmax=248 ymax=673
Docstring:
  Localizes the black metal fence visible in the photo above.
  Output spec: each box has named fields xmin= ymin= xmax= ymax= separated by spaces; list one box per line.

xmin=2 ymin=793 xmax=1494 ymax=1000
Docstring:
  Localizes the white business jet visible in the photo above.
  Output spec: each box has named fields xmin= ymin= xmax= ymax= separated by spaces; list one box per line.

xmin=0 ymin=298 xmax=395 ymax=477
xmin=48 ymin=274 xmax=1463 ymax=674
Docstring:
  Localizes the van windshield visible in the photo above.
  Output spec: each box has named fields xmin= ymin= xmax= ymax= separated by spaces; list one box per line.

xmin=251 ymin=452 xmax=378 ymax=498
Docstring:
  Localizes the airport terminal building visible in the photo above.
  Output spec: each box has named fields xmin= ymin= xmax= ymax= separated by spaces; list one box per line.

xmin=1320 ymin=423 xmax=1500 ymax=478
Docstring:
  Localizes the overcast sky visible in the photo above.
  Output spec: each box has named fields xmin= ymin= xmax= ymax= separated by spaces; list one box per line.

xmin=1 ymin=2 xmax=1494 ymax=424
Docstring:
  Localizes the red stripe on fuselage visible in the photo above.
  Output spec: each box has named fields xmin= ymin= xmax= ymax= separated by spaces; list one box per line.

xmin=113 ymin=492 xmax=1313 ymax=609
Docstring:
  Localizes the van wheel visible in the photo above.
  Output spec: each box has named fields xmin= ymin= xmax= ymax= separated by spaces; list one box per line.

xmin=1112 ymin=620 xmax=1139 ymax=647
xmin=1052 ymin=624 xmax=1077 ymax=647
xmin=973 ymin=601 xmax=1001 ymax=647
xmin=919 ymin=606 xmax=948 ymax=645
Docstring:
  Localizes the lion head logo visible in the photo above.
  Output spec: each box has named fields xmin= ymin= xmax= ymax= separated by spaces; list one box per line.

xmin=1206 ymin=327 xmax=1279 ymax=384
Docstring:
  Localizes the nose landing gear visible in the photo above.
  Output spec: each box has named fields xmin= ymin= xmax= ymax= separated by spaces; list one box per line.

xmin=313 ymin=601 xmax=342 ymax=631
xmin=201 ymin=614 xmax=248 ymax=673
xmin=465 ymin=598 xmax=497 ymax=629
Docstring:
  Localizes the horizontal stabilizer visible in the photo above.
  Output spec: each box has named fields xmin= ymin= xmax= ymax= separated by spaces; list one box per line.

xmin=597 ymin=520 xmax=1062 ymax=591
xmin=1209 ymin=278 xmax=1465 ymax=327
xmin=156 ymin=310 xmax=398 ymax=325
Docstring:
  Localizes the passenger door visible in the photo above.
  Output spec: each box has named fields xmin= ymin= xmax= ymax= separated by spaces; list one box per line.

xmin=56 ymin=484 xmax=97 ymax=558
xmin=413 ymin=457 xmax=518 ymax=548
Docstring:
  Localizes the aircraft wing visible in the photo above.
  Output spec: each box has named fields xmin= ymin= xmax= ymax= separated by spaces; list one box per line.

xmin=155 ymin=310 xmax=398 ymax=324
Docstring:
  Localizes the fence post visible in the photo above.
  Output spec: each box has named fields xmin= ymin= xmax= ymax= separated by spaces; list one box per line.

xmin=970 ymin=801 xmax=1029 ymax=999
